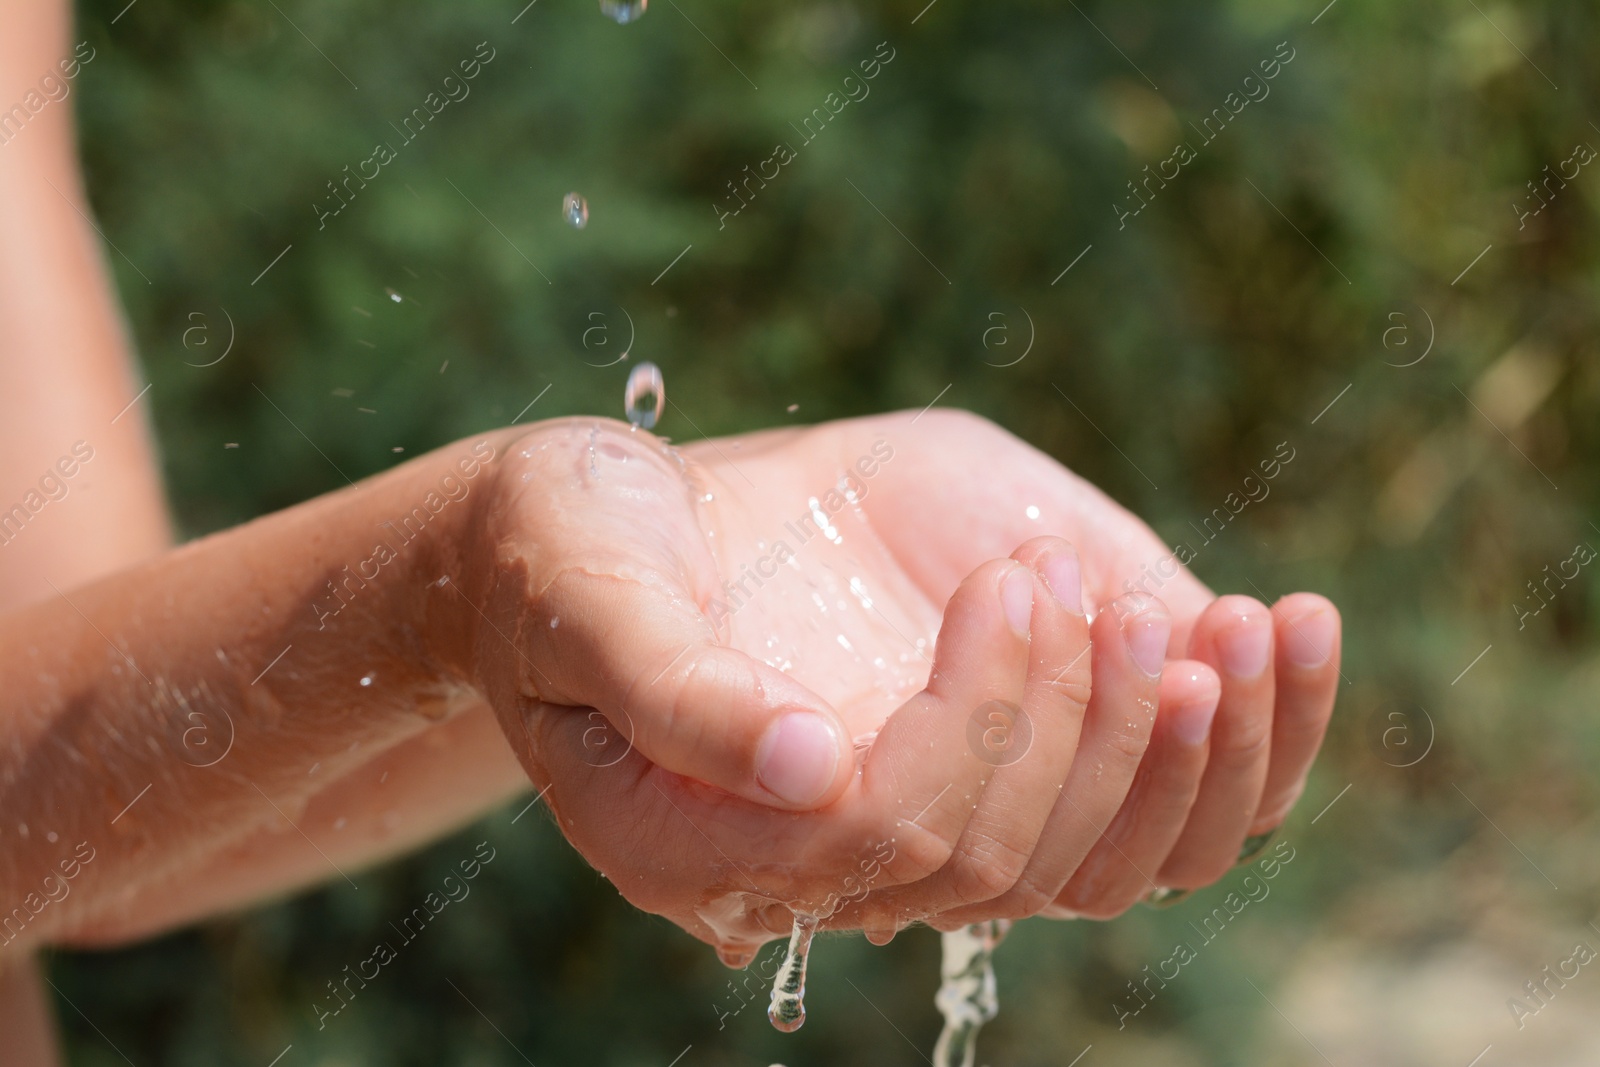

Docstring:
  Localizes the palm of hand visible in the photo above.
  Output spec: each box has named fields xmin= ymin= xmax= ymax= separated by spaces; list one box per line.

xmin=475 ymin=410 xmax=1213 ymax=952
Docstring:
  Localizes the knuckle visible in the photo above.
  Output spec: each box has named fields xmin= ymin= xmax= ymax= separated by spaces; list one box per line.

xmin=629 ymin=643 xmax=709 ymax=749
xmin=1103 ymin=723 xmax=1153 ymax=767
xmin=886 ymin=823 xmax=959 ymax=884
xmin=946 ymin=836 xmax=1031 ymax=906
xmin=1276 ymin=711 xmax=1333 ymax=753
xmin=1039 ymin=672 xmax=1093 ymax=710
xmin=1056 ymin=868 xmax=1141 ymax=920
xmin=1143 ymin=759 xmax=1203 ymax=812
xmin=992 ymin=869 xmax=1059 ymax=919
xmin=1214 ymin=714 xmax=1273 ymax=764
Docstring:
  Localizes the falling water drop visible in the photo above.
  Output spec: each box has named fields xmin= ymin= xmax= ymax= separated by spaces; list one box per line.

xmin=385 ymin=288 xmax=403 ymax=303
xmin=932 ymin=921 xmax=1011 ymax=1067
xmin=624 ymin=362 xmax=665 ymax=430
xmin=767 ymin=913 xmax=819 ymax=1032
xmin=562 ymin=192 xmax=589 ymax=229
xmin=599 ymin=0 xmax=648 ymax=22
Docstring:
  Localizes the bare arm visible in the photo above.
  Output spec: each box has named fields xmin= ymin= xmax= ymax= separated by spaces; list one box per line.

xmin=0 ymin=430 xmax=527 ymax=954
xmin=1 ymin=0 xmax=531 ymax=954
xmin=0 ymin=0 xmax=170 ymax=606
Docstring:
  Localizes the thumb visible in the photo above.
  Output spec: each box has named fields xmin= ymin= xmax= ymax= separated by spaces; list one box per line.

xmin=530 ymin=566 xmax=853 ymax=810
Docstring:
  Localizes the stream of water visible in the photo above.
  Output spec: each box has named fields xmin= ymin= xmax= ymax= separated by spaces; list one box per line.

xmin=762 ymin=913 xmax=1010 ymax=1067
xmin=932 ymin=921 xmax=1011 ymax=1067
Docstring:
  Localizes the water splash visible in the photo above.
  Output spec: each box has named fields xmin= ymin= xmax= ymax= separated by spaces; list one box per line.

xmin=599 ymin=0 xmax=648 ymax=22
xmin=932 ymin=920 xmax=1011 ymax=1067
xmin=624 ymin=361 xmax=665 ymax=430
xmin=767 ymin=913 xmax=819 ymax=1032
xmin=562 ymin=191 xmax=589 ymax=228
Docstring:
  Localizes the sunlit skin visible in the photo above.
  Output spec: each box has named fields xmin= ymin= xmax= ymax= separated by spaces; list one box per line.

xmin=0 ymin=412 xmax=1339 ymax=954
xmin=482 ymin=412 xmax=1340 ymax=950
xmin=0 ymin=0 xmax=1342 ymax=1053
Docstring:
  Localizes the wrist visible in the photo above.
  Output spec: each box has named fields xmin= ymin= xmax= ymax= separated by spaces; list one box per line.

xmin=400 ymin=426 xmax=529 ymax=688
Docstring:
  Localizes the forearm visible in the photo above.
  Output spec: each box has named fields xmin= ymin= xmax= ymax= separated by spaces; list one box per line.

xmin=63 ymin=702 xmax=526 ymax=945
xmin=0 ymin=1 xmax=170 ymax=605
xmin=0 ymin=428 xmax=518 ymax=952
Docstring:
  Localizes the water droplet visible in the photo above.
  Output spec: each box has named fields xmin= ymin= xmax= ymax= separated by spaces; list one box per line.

xmin=1025 ymin=505 xmax=1040 ymax=520
xmin=385 ymin=288 xmax=403 ymax=303
xmin=599 ymin=0 xmax=647 ymax=22
xmin=562 ymin=191 xmax=589 ymax=228
xmin=45 ymin=831 xmax=58 ymax=844
xmin=549 ymin=616 xmax=561 ymax=628
xmin=768 ymin=913 xmax=818 ymax=1032
xmin=359 ymin=673 xmax=375 ymax=687
xmin=787 ymin=403 xmax=800 ymax=413
xmin=624 ymin=362 xmax=665 ymax=430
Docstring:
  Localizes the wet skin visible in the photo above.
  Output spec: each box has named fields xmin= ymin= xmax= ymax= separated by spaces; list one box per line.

xmin=476 ymin=409 xmax=1341 ymax=953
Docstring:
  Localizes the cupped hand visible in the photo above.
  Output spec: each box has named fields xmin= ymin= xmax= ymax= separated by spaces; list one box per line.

xmin=459 ymin=409 xmax=1339 ymax=953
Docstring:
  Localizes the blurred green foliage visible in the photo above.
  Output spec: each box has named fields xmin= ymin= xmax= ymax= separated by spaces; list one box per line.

xmin=47 ymin=0 xmax=1600 ymax=1063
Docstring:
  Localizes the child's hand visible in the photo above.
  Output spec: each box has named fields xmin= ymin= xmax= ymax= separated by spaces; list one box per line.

xmin=458 ymin=411 xmax=1338 ymax=951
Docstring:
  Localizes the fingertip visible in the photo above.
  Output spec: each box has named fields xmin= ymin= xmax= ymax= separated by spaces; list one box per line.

xmin=1160 ymin=659 xmax=1221 ymax=708
xmin=999 ymin=564 xmax=1035 ymax=638
xmin=1159 ymin=659 xmax=1221 ymax=747
xmin=1104 ymin=592 xmax=1171 ymax=678
xmin=924 ymin=557 xmax=1034 ymax=704
xmin=1273 ymin=593 xmax=1341 ymax=671
xmin=1012 ymin=536 xmax=1084 ymax=616
xmin=1198 ymin=595 xmax=1273 ymax=680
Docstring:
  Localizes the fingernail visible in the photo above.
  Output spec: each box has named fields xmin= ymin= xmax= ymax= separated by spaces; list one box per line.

xmin=1218 ymin=616 xmax=1271 ymax=678
xmin=1283 ymin=608 xmax=1337 ymax=669
xmin=1123 ymin=601 xmax=1170 ymax=677
xmin=757 ymin=713 xmax=841 ymax=806
xmin=1171 ymin=691 xmax=1219 ymax=746
xmin=1000 ymin=567 xmax=1033 ymax=638
xmin=1236 ymin=828 xmax=1278 ymax=865
xmin=1143 ymin=887 xmax=1191 ymax=909
xmin=1042 ymin=549 xmax=1083 ymax=614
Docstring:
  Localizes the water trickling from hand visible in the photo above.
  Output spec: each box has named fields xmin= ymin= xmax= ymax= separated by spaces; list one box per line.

xmin=767 ymin=912 xmax=819 ymax=1032
xmin=932 ymin=921 xmax=1011 ymax=1067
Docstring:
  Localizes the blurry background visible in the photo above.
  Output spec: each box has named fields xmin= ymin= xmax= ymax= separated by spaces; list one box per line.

xmin=46 ymin=0 xmax=1600 ymax=1063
